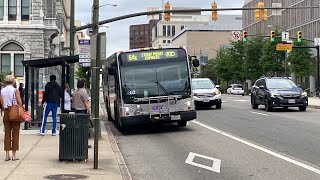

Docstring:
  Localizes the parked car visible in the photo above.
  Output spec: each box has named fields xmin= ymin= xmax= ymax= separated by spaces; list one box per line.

xmin=251 ymin=77 xmax=308 ymax=111
xmin=227 ymin=84 xmax=245 ymax=96
xmin=192 ymin=78 xmax=222 ymax=109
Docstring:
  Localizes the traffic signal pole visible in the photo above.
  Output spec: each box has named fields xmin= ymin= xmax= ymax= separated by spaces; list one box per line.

xmin=75 ymin=6 xmax=320 ymax=31
xmin=91 ymin=0 xmax=100 ymax=169
xmin=69 ymin=0 xmax=75 ymax=89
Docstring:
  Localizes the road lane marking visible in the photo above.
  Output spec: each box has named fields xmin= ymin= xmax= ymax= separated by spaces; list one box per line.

xmin=193 ymin=121 xmax=320 ymax=175
xmin=185 ymin=152 xmax=221 ymax=173
xmin=250 ymin=111 xmax=269 ymax=116
xmin=235 ymin=100 xmax=249 ymax=102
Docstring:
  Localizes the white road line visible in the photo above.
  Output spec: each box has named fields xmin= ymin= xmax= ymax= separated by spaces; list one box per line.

xmin=250 ymin=111 xmax=269 ymax=116
xmin=235 ymin=100 xmax=249 ymax=102
xmin=193 ymin=121 xmax=320 ymax=175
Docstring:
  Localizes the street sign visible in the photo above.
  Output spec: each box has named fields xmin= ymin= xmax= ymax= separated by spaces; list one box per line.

xmin=314 ymin=38 xmax=320 ymax=46
xmin=282 ymin=32 xmax=289 ymax=42
xmin=231 ymin=31 xmax=241 ymax=40
xmin=276 ymin=43 xmax=292 ymax=51
xmin=79 ymin=63 xmax=91 ymax=67
xmin=78 ymin=39 xmax=91 ymax=67
xmin=79 ymin=59 xmax=91 ymax=63
xmin=272 ymin=3 xmax=282 ymax=16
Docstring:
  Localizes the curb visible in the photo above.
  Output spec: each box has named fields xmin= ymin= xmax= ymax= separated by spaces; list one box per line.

xmin=309 ymin=105 xmax=320 ymax=109
xmin=99 ymin=103 xmax=132 ymax=180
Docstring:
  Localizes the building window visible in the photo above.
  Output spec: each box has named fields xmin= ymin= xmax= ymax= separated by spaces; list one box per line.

xmin=14 ymin=54 xmax=24 ymax=77
xmin=0 ymin=0 xmax=4 ymax=20
xmin=163 ymin=40 xmax=166 ymax=43
xmin=21 ymin=0 xmax=30 ymax=20
xmin=1 ymin=54 xmax=11 ymax=74
xmin=8 ymin=0 xmax=17 ymax=20
xmin=163 ymin=25 xmax=166 ymax=36
xmin=181 ymin=25 xmax=184 ymax=30
xmin=168 ymin=40 xmax=171 ymax=43
xmin=172 ymin=25 xmax=176 ymax=36
xmin=167 ymin=25 xmax=171 ymax=36
xmin=0 ymin=42 xmax=25 ymax=77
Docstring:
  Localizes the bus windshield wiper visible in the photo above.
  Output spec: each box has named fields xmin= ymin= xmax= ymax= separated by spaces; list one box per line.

xmin=123 ymin=84 xmax=133 ymax=92
xmin=155 ymin=81 xmax=173 ymax=95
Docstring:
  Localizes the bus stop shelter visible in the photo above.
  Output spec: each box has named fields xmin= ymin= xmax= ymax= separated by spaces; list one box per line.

xmin=21 ymin=55 xmax=79 ymax=130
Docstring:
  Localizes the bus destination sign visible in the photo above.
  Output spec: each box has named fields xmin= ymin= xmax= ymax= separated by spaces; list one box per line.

xmin=127 ymin=49 xmax=178 ymax=61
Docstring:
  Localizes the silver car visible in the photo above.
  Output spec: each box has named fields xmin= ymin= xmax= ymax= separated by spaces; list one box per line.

xmin=192 ymin=78 xmax=222 ymax=109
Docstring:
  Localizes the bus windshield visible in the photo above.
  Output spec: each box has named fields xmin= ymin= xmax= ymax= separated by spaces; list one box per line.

xmin=119 ymin=48 xmax=190 ymax=103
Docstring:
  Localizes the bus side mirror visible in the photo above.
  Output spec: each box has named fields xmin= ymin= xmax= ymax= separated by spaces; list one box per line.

xmin=192 ymin=59 xmax=200 ymax=67
xmin=108 ymin=67 xmax=116 ymax=75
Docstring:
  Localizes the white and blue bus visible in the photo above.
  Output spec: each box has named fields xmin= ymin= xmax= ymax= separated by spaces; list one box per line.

xmin=102 ymin=46 xmax=199 ymax=130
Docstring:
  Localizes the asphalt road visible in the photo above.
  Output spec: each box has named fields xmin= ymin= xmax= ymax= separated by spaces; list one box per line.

xmin=109 ymin=94 xmax=320 ymax=180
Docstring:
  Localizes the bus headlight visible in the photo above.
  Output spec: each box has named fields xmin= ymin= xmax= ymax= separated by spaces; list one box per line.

xmin=181 ymin=101 xmax=192 ymax=110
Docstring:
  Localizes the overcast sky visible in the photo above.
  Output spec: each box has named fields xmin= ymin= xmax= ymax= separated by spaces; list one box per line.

xmin=75 ymin=0 xmax=245 ymax=56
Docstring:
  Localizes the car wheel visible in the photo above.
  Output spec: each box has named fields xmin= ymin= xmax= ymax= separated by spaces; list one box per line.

xmin=251 ymin=96 xmax=258 ymax=109
xmin=242 ymin=94 xmax=245 ymax=96
xmin=216 ymin=102 xmax=222 ymax=109
xmin=299 ymin=106 xmax=307 ymax=111
xmin=177 ymin=121 xmax=187 ymax=127
xmin=264 ymin=98 xmax=273 ymax=112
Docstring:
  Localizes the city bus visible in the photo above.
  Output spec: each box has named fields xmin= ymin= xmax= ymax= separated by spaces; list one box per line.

xmin=102 ymin=46 xmax=199 ymax=130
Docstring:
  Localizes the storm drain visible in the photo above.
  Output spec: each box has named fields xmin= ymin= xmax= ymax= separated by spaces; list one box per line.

xmin=44 ymin=174 xmax=88 ymax=180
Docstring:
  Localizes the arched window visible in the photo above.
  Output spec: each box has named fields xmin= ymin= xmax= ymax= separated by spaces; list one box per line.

xmin=0 ymin=42 xmax=25 ymax=77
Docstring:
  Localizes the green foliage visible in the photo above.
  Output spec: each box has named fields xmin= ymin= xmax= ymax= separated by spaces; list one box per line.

xmin=259 ymin=31 xmax=286 ymax=76
xmin=244 ymin=36 xmax=264 ymax=80
xmin=75 ymin=67 xmax=91 ymax=88
xmin=201 ymin=30 xmax=314 ymax=85
xmin=288 ymin=41 xmax=315 ymax=78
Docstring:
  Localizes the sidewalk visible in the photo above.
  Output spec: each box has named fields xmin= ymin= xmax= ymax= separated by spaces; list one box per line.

xmin=0 ymin=109 xmax=123 ymax=180
xmin=308 ymin=96 xmax=320 ymax=109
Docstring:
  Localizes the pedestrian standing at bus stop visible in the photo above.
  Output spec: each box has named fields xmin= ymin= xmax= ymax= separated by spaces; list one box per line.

xmin=38 ymin=75 xmax=63 ymax=136
xmin=72 ymin=78 xmax=92 ymax=148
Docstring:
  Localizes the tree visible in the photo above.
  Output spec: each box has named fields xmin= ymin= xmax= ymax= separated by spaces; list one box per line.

xmin=259 ymin=31 xmax=285 ymax=76
xmin=288 ymin=41 xmax=315 ymax=78
xmin=229 ymin=40 xmax=246 ymax=82
xmin=75 ymin=67 xmax=91 ymax=88
xmin=212 ymin=49 xmax=234 ymax=84
xmin=244 ymin=36 xmax=264 ymax=81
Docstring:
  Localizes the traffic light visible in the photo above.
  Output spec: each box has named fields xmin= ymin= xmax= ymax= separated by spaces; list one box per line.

xmin=164 ymin=2 xmax=170 ymax=21
xmin=211 ymin=1 xmax=218 ymax=21
xmin=297 ymin=31 xmax=302 ymax=42
xmin=262 ymin=9 xmax=268 ymax=20
xmin=243 ymin=31 xmax=247 ymax=42
xmin=270 ymin=31 xmax=275 ymax=42
xmin=255 ymin=2 xmax=267 ymax=21
xmin=254 ymin=9 xmax=261 ymax=21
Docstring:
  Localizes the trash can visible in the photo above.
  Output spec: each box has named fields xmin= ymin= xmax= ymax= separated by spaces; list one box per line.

xmin=59 ymin=113 xmax=90 ymax=161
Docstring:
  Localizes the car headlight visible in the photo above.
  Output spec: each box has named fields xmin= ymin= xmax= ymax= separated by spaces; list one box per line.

xmin=271 ymin=93 xmax=281 ymax=98
xmin=301 ymin=92 xmax=307 ymax=97
xmin=213 ymin=89 xmax=221 ymax=95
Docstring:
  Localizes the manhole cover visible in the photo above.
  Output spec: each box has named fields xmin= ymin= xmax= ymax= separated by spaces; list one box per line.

xmin=44 ymin=174 xmax=88 ymax=180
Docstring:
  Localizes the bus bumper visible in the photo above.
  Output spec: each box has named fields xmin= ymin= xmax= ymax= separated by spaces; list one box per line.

xmin=120 ymin=110 xmax=196 ymax=127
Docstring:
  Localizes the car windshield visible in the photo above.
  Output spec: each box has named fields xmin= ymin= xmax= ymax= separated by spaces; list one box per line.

xmin=233 ymin=85 xmax=243 ymax=89
xmin=266 ymin=79 xmax=299 ymax=90
xmin=119 ymin=49 xmax=190 ymax=103
xmin=192 ymin=79 xmax=215 ymax=89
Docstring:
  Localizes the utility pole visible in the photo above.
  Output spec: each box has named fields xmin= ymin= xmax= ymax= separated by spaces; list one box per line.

xmin=69 ymin=0 xmax=75 ymax=89
xmin=91 ymin=0 xmax=100 ymax=169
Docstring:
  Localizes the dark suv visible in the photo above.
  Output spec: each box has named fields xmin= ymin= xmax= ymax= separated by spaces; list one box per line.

xmin=251 ymin=77 xmax=308 ymax=111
